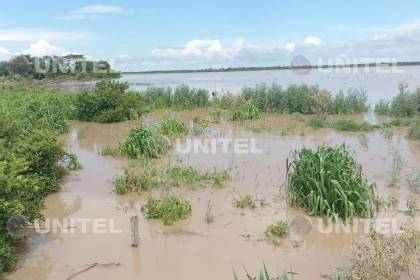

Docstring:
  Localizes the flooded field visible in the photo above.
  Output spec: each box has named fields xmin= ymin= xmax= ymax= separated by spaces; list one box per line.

xmin=7 ymin=110 xmax=420 ymax=280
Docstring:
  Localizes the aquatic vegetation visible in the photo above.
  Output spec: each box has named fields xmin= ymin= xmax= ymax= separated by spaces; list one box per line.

xmin=172 ymin=85 xmax=209 ymax=110
xmin=287 ymin=144 xmax=378 ymax=222
xmin=334 ymin=119 xmax=374 ymax=132
xmin=144 ymin=196 xmax=192 ymax=225
xmin=308 ymin=118 xmax=328 ymax=128
xmin=232 ymin=103 xmax=261 ymax=121
xmin=265 ymin=220 xmax=290 ymax=245
xmin=406 ymin=196 xmax=418 ymax=217
xmin=234 ymin=195 xmax=256 ymax=209
xmin=100 ymin=146 xmax=120 ymax=157
xmin=377 ymin=83 xmax=420 ymax=117
xmin=407 ymin=170 xmax=420 ymax=194
xmin=383 ymin=195 xmax=399 ymax=209
xmin=159 ymin=116 xmax=187 ymax=136
xmin=114 ymin=165 xmax=230 ymax=194
xmin=119 ymin=125 xmax=167 ymax=159
xmin=345 ymin=228 xmax=420 ymax=280
xmin=408 ymin=118 xmax=420 ymax=140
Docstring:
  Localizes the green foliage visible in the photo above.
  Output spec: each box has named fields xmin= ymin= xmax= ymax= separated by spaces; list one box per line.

xmin=408 ymin=118 xmax=420 ymax=140
xmin=265 ymin=220 xmax=290 ymax=245
xmin=308 ymin=118 xmax=328 ymax=128
xmin=406 ymin=196 xmax=418 ymax=217
xmin=232 ymin=103 xmax=261 ymax=121
xmin=173 ymin=85 xmax=209 ymax=110
xmin=240 ymin=84 xmax=368 ymax=114
xmin=233 ymin=263 xmax=291 ymax=280
xmin=234 ymin=195 xmax=256 ymax=209
xmin=334 ymin=119 xmax=374 ymax=132
xmin=75 ymin=80 xmax=145 ymax=123
xmin=159 ymin=116 xmax=187 ymax=135
xmin=287 ymin=144 xmax=378 ymax=222
xmin=374 ymin=99 xmax=391 ymax=115
xmin=144 ymin=196 xmax=192 ymax=225
xmin=119 ymin=125 xmax=167 ymax=159
xmin=0 ymin=88 xmax=76 ymax=274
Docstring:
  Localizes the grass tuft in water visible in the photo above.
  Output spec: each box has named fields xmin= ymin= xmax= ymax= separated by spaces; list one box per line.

xmin=334 ymin=119 xmax=374 ymax=132
xmin=159 ymin=116 xmax=187 ymax=136
xmin=234 ymin=195 xmax=256 ymax=209
xmin=287 ymin=144 xmax=378 ymax=222
xmin=120 ymin=125 xmax=167 ymax=159
xmin=144 ymin=196 xmax=192 ymax=225
xmin=265 ymin=220 xmax=290 ymax=246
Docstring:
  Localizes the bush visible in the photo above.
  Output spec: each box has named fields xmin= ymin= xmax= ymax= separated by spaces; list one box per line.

xmin=144 ymin=196 xmax=192 ymax=225
xmin=119 ymin=125 xmax=167 ymax=159
xmin=159 ymin=116 xmax=187 ymax=136
xmin=408 ymin=118 xmax=420 ymax=140
xmin=287 ymin=144 xmax=378 ymax=222
xmin=232 ymin=103 xmax=261 ymax=121
xmin=374 ymin=99 xmax=390 ymax=115
xmin=173 ymin=85 xmax=209 ymax=110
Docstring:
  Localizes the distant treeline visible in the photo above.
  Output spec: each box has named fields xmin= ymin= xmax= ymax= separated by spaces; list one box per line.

xmin=122 ymin=61 xmax=420 ymax=75
xmin=0 ymin=54 xmax=120 ymax=80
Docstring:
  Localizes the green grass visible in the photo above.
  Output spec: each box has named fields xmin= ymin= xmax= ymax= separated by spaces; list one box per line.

xmin=233 ymin=263 xmax=291 ymax=280
xmin=144 ymin=196 xmax=192 ymax=225
xmin=159 ymin=116 xmax=187 ymax=136
xmin=333 ymin=119 xmax=374 ymax=132
xmin=287 ymin=144 xmax=378 ymax=222
xmin=234 ymin=195 xmax=256 ymax=209
xmin=406 ymin=196 xmax=418 ymax=217
xmin=308 ymin=118 xmax=328 ymax=128
xmin=265 ymin=220 xmax=290 ymax=246
xmin=119 ymin=125 xmax=167 ymax=159
xmin=388 ymin=150 xmax=403 ymax=188
xmin=114 ymin=165 xmax=230 ymax=194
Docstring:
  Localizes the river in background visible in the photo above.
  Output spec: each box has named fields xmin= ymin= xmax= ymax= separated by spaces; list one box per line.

xmin=118 ymin=65 xmax=420 ymax=103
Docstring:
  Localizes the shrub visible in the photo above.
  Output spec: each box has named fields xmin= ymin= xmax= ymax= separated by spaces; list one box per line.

xmin=160 ymin=116 xmax=187 ymax=136
xmin=308 ymin=118 xmax=328 ymax=128
xmin=119 ymin=125 xmax=167 ymax=159
xmin=232 ymin=103 xmax=261 ymax=121
xmin=334 ymin=119 xmax=374 ymax=132
xmin=375 ymin=99 xmax=390 ymax=115
xmin=265 ymin=220 xmax=290 ymax=245
xmin=142 ymin=87 xmax=172 ymax=109
xmin=408 ymin=118 xmax=420 ymax=140
xmin=173 ymin=85 xmax=209 ymax=110
xmin=144 ymin=196 xmax=192 ymax=225
xmin=287 ymin=144 xmax=378 ymax=222
xmin=234 ymin=195 xmax=256 ymax=209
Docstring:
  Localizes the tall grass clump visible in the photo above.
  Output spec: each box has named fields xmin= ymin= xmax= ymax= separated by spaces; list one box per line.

xmin=119 ymin=125 xmax=167 ymax=159
xmin=172 ymin=85 xmax=209 ymax=110
xmin=308 ymin=118 xmax=328 ymax=128
xmin=159 ymin=116 xmax=187 ymax=135
xmin=374 ymin=99 xmax=391 ymax=115
xmin=265 ymin=220 xmax=290 ymax=246
xmin=144 ymin=196 xmax=192 ymax=225
xmin=287 ymin=144 xmax=378 ymax=222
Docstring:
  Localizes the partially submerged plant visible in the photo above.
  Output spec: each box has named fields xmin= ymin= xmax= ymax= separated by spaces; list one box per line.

xmin=232 ymin=103 xmax=261 ymax=121
xmin=234 ymin=195 xmax=256 ymax=209
xmin=144 ymin=196 xmax=192 ymax=225
xmin=383 ymin=195 xmax=399 ymax=209
xmin=388 ymin=149 xmax=404 ymax=188
xmin=233 ymin=263 xmax=292 ymax=280
xmin=120 ymin=125 xmax=167 ymax=159
xmin=265 ymin=220 xmax=290 ymax=246
xmin=205 ymin=200 xmax=214 ymax=224
xmin=159 ymin=116 xmax=187 ymax=136
xmin=308 ymin=118 xmax=328 ymax=128
xmin=287 ymin=144 xmax=378 ymax=222
xmin=334 ymin=119 xmax=374 ymax=132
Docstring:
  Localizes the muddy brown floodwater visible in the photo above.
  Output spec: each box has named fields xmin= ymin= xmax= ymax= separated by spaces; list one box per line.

xmin=7 ymin=110 xmax=420 ymax=280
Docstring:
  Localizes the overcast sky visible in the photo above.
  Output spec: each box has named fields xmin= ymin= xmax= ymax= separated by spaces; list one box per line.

xmin=1 ymin=0 xmax=420 ymax=71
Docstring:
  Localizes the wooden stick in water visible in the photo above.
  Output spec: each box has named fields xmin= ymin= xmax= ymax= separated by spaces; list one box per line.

xmin=130 ymin=216 xmax=139 ymax=247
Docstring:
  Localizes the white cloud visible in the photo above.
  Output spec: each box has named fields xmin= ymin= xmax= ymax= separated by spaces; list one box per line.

xmin=285 ymin=42 xmax=295 ymax=53
xmin=304 ymin=36 xmax=322 ymax=47
xmin=23 ymin=40 xmax=70 ymax=56
xmin=0 ymin=46 xmax=10 ymax=55
xmin=0 ymin=28 xmax=91 ymax=42
xmin=56 ymin=5 xmax=129 ymax=20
